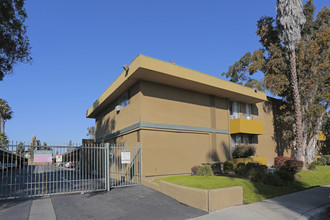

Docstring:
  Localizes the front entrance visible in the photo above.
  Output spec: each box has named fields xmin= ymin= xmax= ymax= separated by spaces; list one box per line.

xmin=0 ymin=143 xmax=142 ymax=200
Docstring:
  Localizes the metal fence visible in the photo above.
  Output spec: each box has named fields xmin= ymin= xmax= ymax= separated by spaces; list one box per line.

xmin=107 ymin=143 xmax=142 ymax=188
xmin=0 ymin=142 xmax=142 ymax=200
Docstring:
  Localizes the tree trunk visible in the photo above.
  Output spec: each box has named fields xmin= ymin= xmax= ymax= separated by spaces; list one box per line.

xmin=306 ymin=136 xmax=317 ymax=164
xmin=289 ymin=51 xmax=304 ymax=163
xmin=1 ymin=120 xmax=4 ymax=134
xmin=305 ymin=111 xmax=327 ymax=164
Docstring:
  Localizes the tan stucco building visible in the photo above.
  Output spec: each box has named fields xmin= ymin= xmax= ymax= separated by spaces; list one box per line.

xmin=87 ymin=55 xmax=291 ymax=177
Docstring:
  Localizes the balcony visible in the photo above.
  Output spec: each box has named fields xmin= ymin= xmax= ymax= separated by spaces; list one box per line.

xmin=230 ymin=118 xmax=264 ymax=135
xmin=318 ymin=131 xmax=326 ymax=141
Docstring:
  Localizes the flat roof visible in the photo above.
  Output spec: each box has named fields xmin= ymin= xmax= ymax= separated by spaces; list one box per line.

xmin=87 ymin=54 xmax=267 ymax=118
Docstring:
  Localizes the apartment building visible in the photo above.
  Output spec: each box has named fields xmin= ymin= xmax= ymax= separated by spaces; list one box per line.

xmin=86 ymin=55 xmax=291 ymax=176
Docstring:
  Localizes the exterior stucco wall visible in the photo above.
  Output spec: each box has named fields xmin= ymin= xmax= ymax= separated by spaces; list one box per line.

xmin=140 ymin=81 xmax=213 ymax=129
xmin=140 ymin=129 xmax=211 ymax=176
xmin=254 ymin=101 xmax=291 ymax=166
xmin=95 ymin=83 xmax=141 ymax=142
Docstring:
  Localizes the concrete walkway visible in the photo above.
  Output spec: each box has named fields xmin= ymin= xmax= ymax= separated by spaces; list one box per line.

xmin=190 ymin=185 xmax=330 ymax=220
xmin=29 ymin=198 xmax=56 ymax=220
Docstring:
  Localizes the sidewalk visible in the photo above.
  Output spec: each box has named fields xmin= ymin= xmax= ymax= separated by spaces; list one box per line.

xmin=190 ymin=185 xmax=330 ymax=220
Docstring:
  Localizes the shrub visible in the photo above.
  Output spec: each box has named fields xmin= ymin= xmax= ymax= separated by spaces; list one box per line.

xmin=247 ymin=166 xmax=266 ymax=183
xmin=317 ymin=157 xmax=327 ymax=166
xmin=237 ymin=163 xmax=246 ymax=168
xmin=274 ymin=156 xmax=291 ymax=169
xmin=307 ymin=163 xmax=317 ymax=170
xmin=281 ymin=159 xmax=303 ymax=174
xmin=196 ymin=165 xmax=213 ymax=176
xmin=223 ymin=161 xmax=234 ymax=174
xmin=275 ymin=169 xmax=295 ymax=185
xmin=327 ymin=157 xmax=330 ymax=165
xmin=211 ymin=163 xmax=222 ymax=175
xmin=246 ymin=162 xmax=259 ymax=169
xmin=235 ymin=166 xmax=248 ymax=176
xmin=262 ymin=173 xmax=284 ymax=186
xmin=312 ymin=160 xmax=323 ymax=166
xmin=191 ymin=165 xmax=200 ymax=175
xmin=232 ymin=144 xmax=256 ymax=158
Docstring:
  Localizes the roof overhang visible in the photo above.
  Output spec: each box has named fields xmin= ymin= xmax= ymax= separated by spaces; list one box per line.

xmin=87 ymin=55 xmax=267 ymax=118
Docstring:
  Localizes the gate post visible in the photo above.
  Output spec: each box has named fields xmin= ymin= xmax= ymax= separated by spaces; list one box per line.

xmin=104 ymin=143 xmax=110 ymax=191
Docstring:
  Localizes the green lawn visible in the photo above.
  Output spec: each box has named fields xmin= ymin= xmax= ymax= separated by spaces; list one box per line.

xmin=154 ymin=166 xmax=330 ymax=204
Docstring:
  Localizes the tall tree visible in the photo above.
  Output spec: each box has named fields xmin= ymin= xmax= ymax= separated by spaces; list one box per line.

xmin=0 ymin=98 xmax=13 ymax=134
xmin=0 ymin=0 xmax=31 ymax=80
xmin=222 ymin=52 xmax=265 ymax=91
xmin=223 ymin=1 xmax=329 ymax=163
xmin=276 ymin=0 xmax=306 ymax=162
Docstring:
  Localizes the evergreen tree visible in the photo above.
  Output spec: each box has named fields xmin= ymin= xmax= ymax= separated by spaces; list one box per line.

xmin=223 ymin=1 xmax=329 ymax=163
xmin=0 ymin=0 xmax=31 ymax=80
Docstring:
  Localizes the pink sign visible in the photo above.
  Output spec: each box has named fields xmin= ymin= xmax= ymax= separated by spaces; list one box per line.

xmin=34 ymin=150 xmax=52 ymax=162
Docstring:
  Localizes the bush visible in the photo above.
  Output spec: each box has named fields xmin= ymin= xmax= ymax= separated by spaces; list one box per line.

xmin=232 ymin=144 xmax=256 ymax=158
xmin=275 ymin=169 xmax=295 ymax=185
xmin=281 ymin=159 xmax=303 ymax=174
xmin=235 ymin=166 xmax=248 ymax=176
xmin=191 ymin=165 xmax=199 ymax=175
xmin=237 ymin=163 xmax=246 ymax=169
xmin=317 ymin=157 xmax=327 ymax=166
xmin=262 ymin=173 xmax=285 ymax=186
xmin=274 ymin=156 xmax=291 ymax=169
xmin=246 ymin=162 xmax=259 ymax=169
xmin=196 ymin=165 xmax=213 ymax=176
xmin=307 ymin=163 xmax=317 ymax=170
xmin=312 ymin=160 xmax=323 ymax=166
xmin=247 ymin=166 xmax=266 ymax=183
xmin=223 ymin=161 xmax=234 ymax=174
xmin=327 ymin=157 xmax=330 ymax=165
xmin=211 ymin=163 xmax=222 ymax=175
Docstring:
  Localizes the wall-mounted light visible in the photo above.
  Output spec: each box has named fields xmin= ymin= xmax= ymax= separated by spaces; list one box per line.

xmin=115 ymin=105 xmax=123 ymax=112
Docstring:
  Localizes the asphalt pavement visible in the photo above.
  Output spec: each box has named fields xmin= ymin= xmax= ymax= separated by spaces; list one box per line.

xmin=0 ymin=185 xmax=329 ymax=220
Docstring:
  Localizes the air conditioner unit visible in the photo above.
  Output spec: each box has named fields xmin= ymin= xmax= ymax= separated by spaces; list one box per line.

xmin=115 ymin=105 xmax=123 ymax=111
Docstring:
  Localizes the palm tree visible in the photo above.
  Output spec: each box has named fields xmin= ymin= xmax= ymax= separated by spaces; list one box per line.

xmin=0 ymin=99 xmax=13 ymax=134
xmin=276 ymin=0 xmax=306 ymax=162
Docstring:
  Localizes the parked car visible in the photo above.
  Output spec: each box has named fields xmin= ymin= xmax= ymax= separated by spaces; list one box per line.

xmin=65 ymin=162 xmax=74 ymax=168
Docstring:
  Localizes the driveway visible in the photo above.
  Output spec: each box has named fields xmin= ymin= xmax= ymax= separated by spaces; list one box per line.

xmin=0 ymin=185 xmax=207 ymax=220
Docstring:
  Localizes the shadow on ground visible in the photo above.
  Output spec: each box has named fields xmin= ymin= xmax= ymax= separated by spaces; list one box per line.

xmin=51 ymin=185 xmax=207 ymax=220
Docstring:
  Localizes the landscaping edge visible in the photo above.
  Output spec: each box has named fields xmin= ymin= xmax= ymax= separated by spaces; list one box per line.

xmin=142 ymin=178 xmax=243 ymax=212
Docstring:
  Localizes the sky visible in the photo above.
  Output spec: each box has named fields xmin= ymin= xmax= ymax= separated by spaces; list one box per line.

xmin=0 ymin=0 xmax=327 ymax=144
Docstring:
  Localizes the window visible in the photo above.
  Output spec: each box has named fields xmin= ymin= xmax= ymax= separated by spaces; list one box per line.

xmin=231 ymin=134 xmax=256 ymax=146
xmin=118 ymin=91 xmax=130 ymax=108
xmin=230 ymin=101 xmax=252 ymax=120
xmin=230 ymin=101 xmax=240 ymax=119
